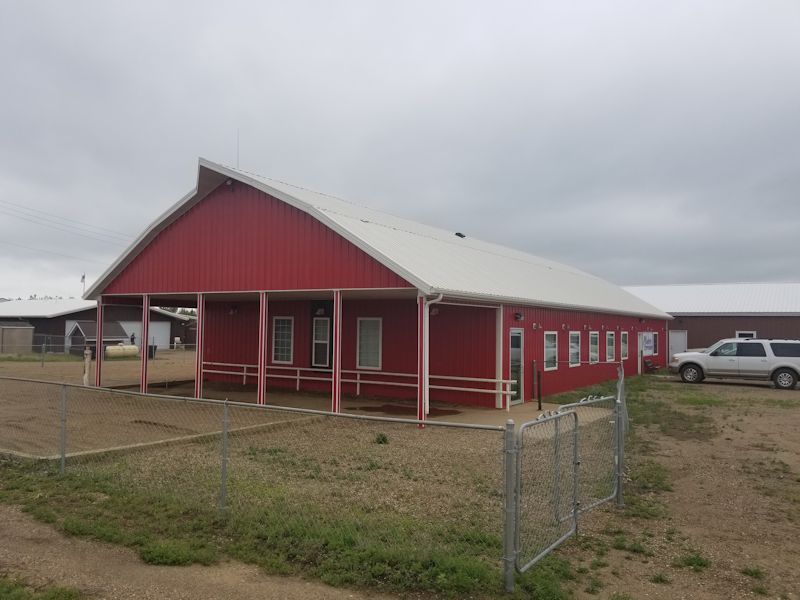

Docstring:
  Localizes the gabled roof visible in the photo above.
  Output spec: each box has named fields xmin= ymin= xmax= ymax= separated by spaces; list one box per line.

xmin=0 ymin=299 xmax=194 ymax=321
xmin=624 ymin=283 xmax=800 ymax=316
xmin=68 ymin=320 xmax=128 ymax=340
xmin=86 ymin=158 xmax=669 ymax=319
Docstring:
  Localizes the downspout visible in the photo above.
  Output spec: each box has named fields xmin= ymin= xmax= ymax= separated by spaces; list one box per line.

xmin=424 ymin=294 xmax=444 ymax=415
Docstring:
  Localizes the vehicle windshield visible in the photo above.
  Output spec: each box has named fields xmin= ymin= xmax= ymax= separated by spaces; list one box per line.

xmin=704 ymin=341 xmax=725 ymax=354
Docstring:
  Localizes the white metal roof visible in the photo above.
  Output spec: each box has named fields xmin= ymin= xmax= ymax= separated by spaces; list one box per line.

xmin=623 ymin=283 xmax=800 ymax=316
xmin=0 ymin=299 xmax=193 ymax=321
xmin=0 ymin=299 xmax=97 ymax=319
xmin=86 ymin=158 xmax=669 ymax=319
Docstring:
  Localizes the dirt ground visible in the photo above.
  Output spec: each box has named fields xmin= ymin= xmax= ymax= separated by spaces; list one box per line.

xmin=0 ymin=504 xmax=395 ymax=600
xmin=0 ymin=350 xmax=196 ymax=388
xmin=559 ymin=378 xmax=800 ymax=599
xmin=0 ymin=375 xmax=798 ymax=599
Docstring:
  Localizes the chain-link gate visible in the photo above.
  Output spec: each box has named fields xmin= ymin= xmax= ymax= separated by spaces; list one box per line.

xmin=514 ymin=410 xmax=579 ymax=573
xmin=511 ymin=367 xmax=626 ymax=584
xmin=560 ymin=395 xmax=619 ymax=512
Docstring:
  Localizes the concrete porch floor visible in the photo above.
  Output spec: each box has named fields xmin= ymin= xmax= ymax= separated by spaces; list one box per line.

xmin=141 ymin=381 xmax=561 ymax=427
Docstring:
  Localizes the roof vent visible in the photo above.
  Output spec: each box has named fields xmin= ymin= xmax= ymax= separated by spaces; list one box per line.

xmin=454 ymin=232 xmax=466 ymax=238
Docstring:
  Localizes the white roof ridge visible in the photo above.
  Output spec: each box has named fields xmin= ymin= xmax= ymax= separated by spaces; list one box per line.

xmin=219 ymin=161 xmax=597 ymax=280
xmin=85 ymin=158 xmax=669 ymax=319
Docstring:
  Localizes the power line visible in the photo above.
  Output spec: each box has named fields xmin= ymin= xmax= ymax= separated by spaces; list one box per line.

xmin=0 ymin=207 xmax=129 ymax=246
xmin=0 ymin=240 xmax=110 ymax=265
xmin=0 ymin=198 xmax=135 ymax=240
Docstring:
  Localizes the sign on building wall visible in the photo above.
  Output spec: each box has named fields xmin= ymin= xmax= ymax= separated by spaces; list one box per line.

xmin=642 ymin=332 xmax=654 ymax=356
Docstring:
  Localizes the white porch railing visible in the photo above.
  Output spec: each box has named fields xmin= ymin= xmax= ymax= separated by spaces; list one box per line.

xmin=202 ymin=361 xmax=517 ymax=399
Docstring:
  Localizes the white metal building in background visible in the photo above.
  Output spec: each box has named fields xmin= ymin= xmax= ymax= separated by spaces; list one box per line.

xmin=0 ymin=299 xmax=194 ymax=351
xmin=624 ymin=283 xmax=800 ymax=354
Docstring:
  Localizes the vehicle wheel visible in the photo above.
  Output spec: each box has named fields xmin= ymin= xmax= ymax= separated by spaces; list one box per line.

xmin=680 ymin=364 xmax=703 ymax=384
xmin=773 ymin=368 xmax=798 ymax=390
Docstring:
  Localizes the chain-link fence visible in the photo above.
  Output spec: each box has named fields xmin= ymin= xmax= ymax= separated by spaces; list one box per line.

xmin=0 ymin=367 xmax=627 ymax=594
xmin=0 ymin=336 xmax=197 ymax=389
xmin=512 ymin=366 xmax=627 ymax=587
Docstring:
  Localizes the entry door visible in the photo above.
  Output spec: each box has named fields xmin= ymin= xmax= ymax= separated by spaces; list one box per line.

xmin=669 ymin=330 xmax=688 ymax=356
xmin=509 ymin=329 xmax=524 ymax=405
xmin=637 ymin=333 xmax=644 ymax=374
xmin=706 ymin=342 xmax=739 ymax=376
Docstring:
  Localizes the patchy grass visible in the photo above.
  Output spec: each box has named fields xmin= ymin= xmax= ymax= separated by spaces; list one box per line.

xmin=672 ymin=551 xmax=711 ymax=572
xmin=741 ymin=565 xmax=767 ymax=580
xmin=650 ymin=572 xmax=671 ymax=584
xmin=0 ymin=576 xmax=83 ymax=600
xmin=674 ymin=390 xmax=723 ymax=407
xmin=630 ymin=460 xmax=673 ymax=493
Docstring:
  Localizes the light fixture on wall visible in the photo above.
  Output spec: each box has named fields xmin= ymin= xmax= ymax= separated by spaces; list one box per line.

xmin=314 ymin=307 xmax=325 ymax=316
xmin=228 ymin=305 xmax=238 ymax=316
xmin=601 ymin=324 xmax=606 ymax=330
xmin=514 ymin=312 xmax=524 ymax=321
xmin=584 ymin=324 xmax=589 ymax=330
xmin=531 ymin=323 xmax=539 ymax=330
xmin=430 ymin=307 xmax=440 ymax=316
xmin=561 ymin=323 xmax=567 ymax=330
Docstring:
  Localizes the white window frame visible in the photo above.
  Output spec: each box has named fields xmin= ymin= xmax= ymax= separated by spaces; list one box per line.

xmin=271 ymin=316 xmax=294 ymax=365
xmin=568 ymin=331 xmax=581 ymax=367
xmin=356 ymin=317 xmax=382 ymax=370
xmin=544 ymin=331 xmax=558 ymax=371
xmin=606 ymin=331 xmax=616 ymax=362
xmin=736 ymin=330 xmax=757 ymax=339
xmin=621 ymin=331 xmax=629 ymax=360
xmin=589 ymin=331 xmax=600 ymax=364
xmin=653 ymin=332 xmax=660 ymax=355
xmin=311 ymin=317 xmax=330 ymax=368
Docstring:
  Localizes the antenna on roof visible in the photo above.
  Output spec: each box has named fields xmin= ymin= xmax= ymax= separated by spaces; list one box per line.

xmin=236 ymin=128 xmax=240 ymax=168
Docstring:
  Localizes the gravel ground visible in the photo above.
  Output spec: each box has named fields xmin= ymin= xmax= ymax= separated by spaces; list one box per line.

xmin=558 ymin=379 xmax=800 ymax=599
xmin=0 ymin=504 xmax=396 ymax=600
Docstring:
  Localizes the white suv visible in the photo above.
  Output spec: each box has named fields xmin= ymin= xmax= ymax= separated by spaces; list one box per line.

xmin=669 ymin=338 xmax=800 ymax=390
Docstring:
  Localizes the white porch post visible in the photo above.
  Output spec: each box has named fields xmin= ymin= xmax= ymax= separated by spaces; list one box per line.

xmin=496 ymin=305 xmax=504 ymax=409
xmin=417 ymin=295 xmax=429 ymax=423
xmin=94 ymin=296 xmax=104 ymax=387
xmin=140 ymin=294 xmax=150 ymax=393
xmin=194 ymin=293 xmax=206 ymax=398
xmin=331 ymin=290 xmax=342 ymax=412
xmin=257 ymin=292 xmax=269 ymax=405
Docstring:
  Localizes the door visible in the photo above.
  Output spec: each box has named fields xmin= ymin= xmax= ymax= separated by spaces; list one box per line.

xmin=737 ymin=342 xmax=769 ymax=377
xmin=509 ymin=329 xmax=524 ymax=405
xmin=706 ymin=342 xmax=739 ymax=376
xmin=669 ymin=330 xmax=688 ymax=356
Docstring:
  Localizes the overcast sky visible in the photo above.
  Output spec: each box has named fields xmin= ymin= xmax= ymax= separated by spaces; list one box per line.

xmin=1 ymin=0 xmax=799 ymax=299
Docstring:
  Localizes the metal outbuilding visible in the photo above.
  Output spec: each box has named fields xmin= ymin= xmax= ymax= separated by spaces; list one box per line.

xmin=86 ymin=158 xmax=669 ymax=417
xmin=625 ymin=283 xmax=800 ymax=354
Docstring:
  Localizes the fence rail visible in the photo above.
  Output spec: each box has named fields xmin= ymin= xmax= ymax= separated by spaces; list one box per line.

xmin=0 ymin=366 xmax=627 ymax=594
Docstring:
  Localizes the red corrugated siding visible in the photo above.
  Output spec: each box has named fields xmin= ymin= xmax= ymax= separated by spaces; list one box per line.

xmin=502 ymin=306 xmax=668 ymax=398
xmin=202 ymin=297 xmax=668 ymax=405
xmin=202 ymin=298 xmax=501 ymax=406
xmin=670 ymin=315 xmax=800 ymax=349
xmin=103 ymin=182 xmax=412 ymax=294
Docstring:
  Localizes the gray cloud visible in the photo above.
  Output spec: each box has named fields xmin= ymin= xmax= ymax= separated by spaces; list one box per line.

xmin=1 ymin=0 xmax=799 ymax=298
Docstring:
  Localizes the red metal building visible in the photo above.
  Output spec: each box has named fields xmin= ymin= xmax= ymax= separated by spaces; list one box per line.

xmin=86 ymin=159 xmax=669 ymax=420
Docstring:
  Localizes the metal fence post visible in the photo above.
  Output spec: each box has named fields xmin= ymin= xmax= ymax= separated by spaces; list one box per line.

xmin=59 ymin=384 xmax=67 ymax=475
xmin=219 ymin=400 xmax=230 ymax=513
xmin=572 ymin=412 xmax=580 ymax=536
xmin=503 ymin=419 xmax=517 ymax=593
xmin=614 ymin=365 xmax=625 ymax=507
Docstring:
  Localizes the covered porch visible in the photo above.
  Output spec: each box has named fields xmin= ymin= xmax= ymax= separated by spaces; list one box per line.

xmin=95 ymin=289 xmax=517 ymax=422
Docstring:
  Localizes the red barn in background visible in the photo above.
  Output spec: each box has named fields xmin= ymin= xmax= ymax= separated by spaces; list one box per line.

xmin=85 ymin=158 xmax=669 ymax=421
